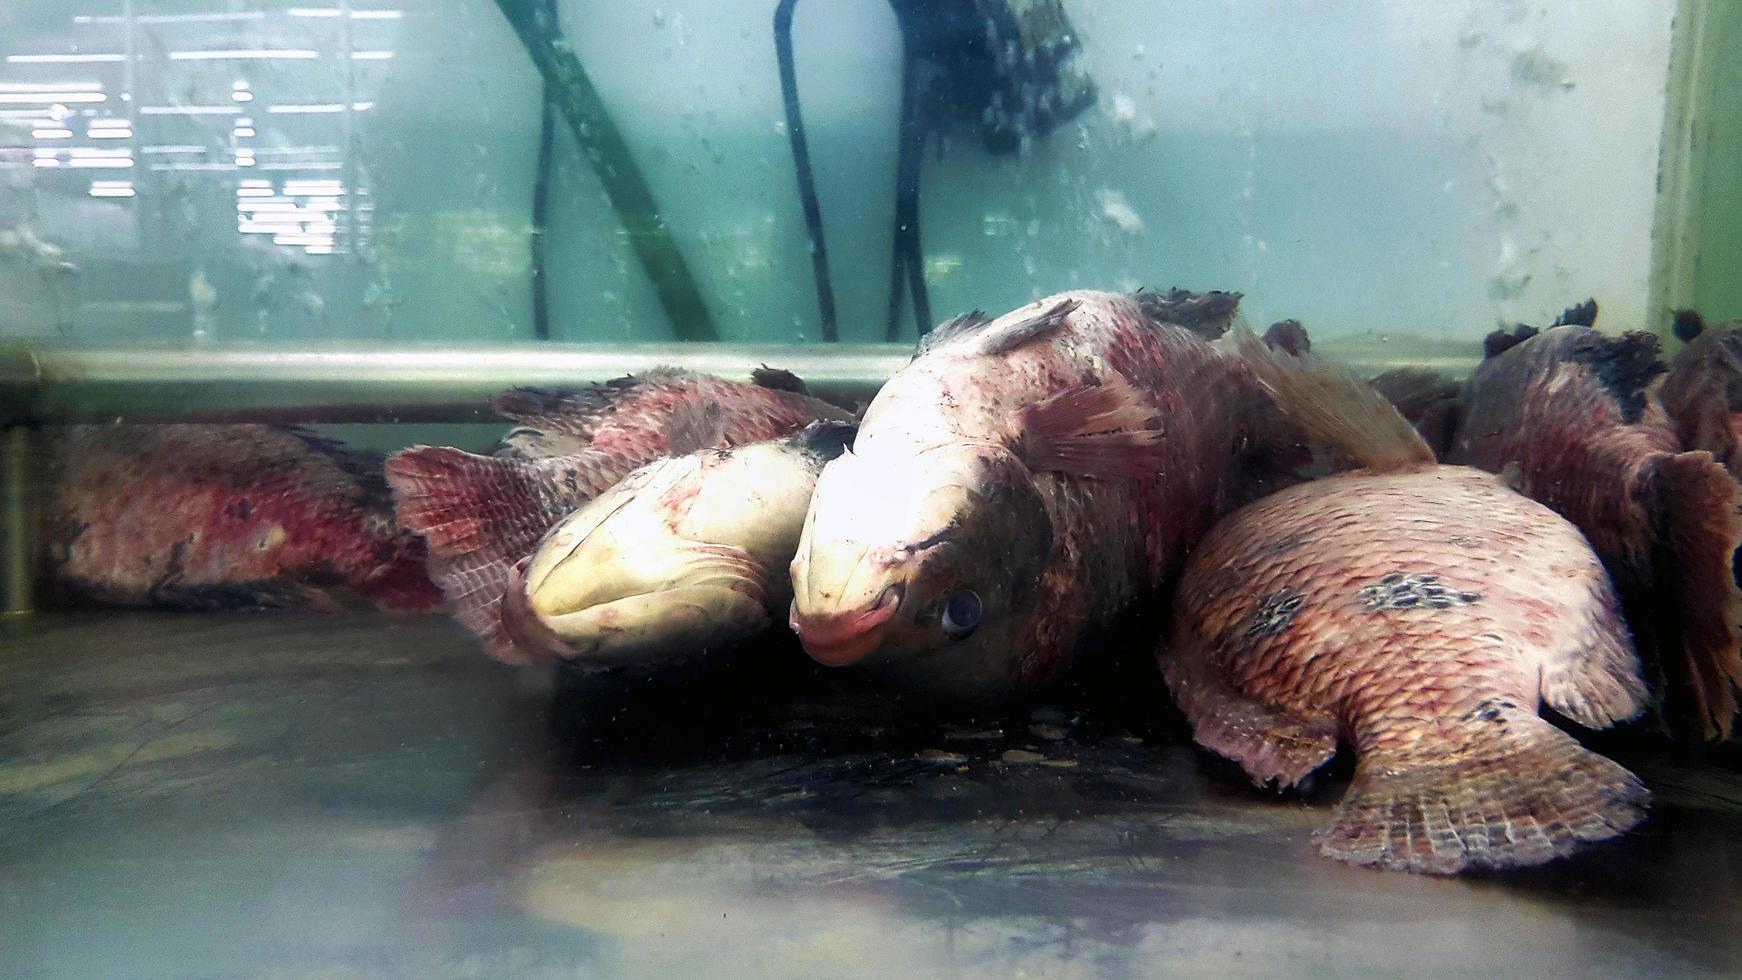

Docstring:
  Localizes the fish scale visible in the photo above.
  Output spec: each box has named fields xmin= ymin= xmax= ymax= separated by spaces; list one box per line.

xmin=1165 ymin=329 xmax=1651 ymax=874
xmin=388 ymin=369 xmax=849 ymax=662
xmin=791 ymin=290 xmax=1302 ymax=703
xmin=44 ymin=424 xmax=440 ymax=612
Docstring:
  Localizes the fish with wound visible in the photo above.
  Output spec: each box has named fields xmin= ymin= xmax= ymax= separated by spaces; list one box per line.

xmin=1164 ymin=325 xmax=1649 ymax=874
xmin=43 ymin=424 xmax=440 ymax=612
xmin=387 ymin=369 xmax=850 ymax=663
xmin=788 ymin=289 xmax=1314 ymax=705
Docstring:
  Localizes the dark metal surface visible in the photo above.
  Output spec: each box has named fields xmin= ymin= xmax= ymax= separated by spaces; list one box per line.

xmin=2 ymin=612 xmax=1739 ymax=977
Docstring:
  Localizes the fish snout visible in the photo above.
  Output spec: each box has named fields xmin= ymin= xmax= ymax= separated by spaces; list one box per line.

xmin=500 ymin=557 xmax=596 ymax=660
xmin=790 ymin=582 xmax=903 ymax=667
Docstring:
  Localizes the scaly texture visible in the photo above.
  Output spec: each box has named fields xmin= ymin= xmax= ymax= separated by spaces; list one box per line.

xmin=795 ymin=290 xmax=1307 ymax=701
xmin=43 ymin=424 xmax=440 ymax=612
xmin=1450 ymin=326 xmax=1742 ymax=739
xmin=1165 ymin=465 xmax=1649 ymax=874
xmin=1661 ymin=321 xmax=1742 ymax=480
xmin=388 ymin=370 xmax=848 ymax=662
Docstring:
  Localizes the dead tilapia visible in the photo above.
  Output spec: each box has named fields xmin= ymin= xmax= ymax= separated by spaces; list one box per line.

xmin=1660 ymin=311 xmax=1742 ymax=480
xmin=499 ymin=422 xmax=855 ymax=666
xmin=789 ymin=289 xmax=1307 ymax=704
xmin=1165 ymin=327 xmax=1648 ymax=875
xmin=43 ymin=424 xmax=441 ymax=612
xmin=387 ymin=368 xmax=850 ymax=663
xmin=1447 ymin=321 xmax=1742 ymax=738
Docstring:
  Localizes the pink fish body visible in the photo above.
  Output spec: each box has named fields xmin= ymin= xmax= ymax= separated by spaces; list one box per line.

xmin=789 ymin=290 xmax=1290 ymax=703
xmin=45 ymin=424 xmax=440 ymax=612
xmin=1165 ymin=328 xmax=1649 ymax=874
xmin=1448 ymin=324 xmax=1742 ymax=738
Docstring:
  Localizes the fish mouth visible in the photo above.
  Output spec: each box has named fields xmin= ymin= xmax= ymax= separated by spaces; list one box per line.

xmin=791 ymin=583 xmax=903 ymax=667
xmin=502 ymin=548 xmax=773 ymax=665
xmin=500 ymin=558 xmax=592 ymax=660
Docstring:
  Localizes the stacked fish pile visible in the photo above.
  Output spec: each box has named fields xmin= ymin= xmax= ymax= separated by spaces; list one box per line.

xmin=42 ymin=288 xmax=1742 ymax=877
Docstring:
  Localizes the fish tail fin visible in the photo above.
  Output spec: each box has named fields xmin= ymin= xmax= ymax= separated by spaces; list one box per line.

xmin=1649 ymin=450 xmax=1742 ymax=738
xmin=385 ymin=446 xmax=578 ymax=660
xmin=1232 ymin=323 xmax=1436 ymax=472
xmin=1319 ymin=711 xmax=1648 ymax=874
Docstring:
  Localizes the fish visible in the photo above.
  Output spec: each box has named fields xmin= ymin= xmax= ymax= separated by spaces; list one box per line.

xmin=1368 ymin=368 xmax=1462 ymax=458
xmin=499 ymin=421 xmax=856 ymax=666
xmin=1164 ymin=326 xmax=1649 ymax=874
xmin=386 ymin=368 xmax=851 ymax=663
xmin=1447 ymin=320 xmax=1742 ymax=739
xmin=788 ymin=289 xmax=1309 ymax=705
xmin=1659 ymin=311 xmax=1742 ymax=480
xmin=42 ymin=424 xmax=441 ymax=612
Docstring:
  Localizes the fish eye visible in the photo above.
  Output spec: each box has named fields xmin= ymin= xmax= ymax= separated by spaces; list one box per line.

xmin=941 ymin=590 xmax=982 ymax=639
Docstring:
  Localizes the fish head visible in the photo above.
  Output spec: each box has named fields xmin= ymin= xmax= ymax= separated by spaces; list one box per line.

xmin=501 ymin=451 xmax=785 ymax=666
xmin=790 ymin=443 xmax=1052 ymax=693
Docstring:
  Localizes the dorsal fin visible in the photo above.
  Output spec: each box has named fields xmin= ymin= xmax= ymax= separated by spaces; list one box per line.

xmin=751 ymin=365 xmax=809 ymax=394
xmin=970 ymin=298 xmax=1080 ymax=356
xmin=1263 ymin=319 xmax=1310 ymax=356
xmin=1234 ymin=323 xmax=1434 ymax=472
xmin=1673 ymin=309 xmax=1706 ymax=343
xmin=1131 ymin=287 xmax=1243 ymax=340
xmin=1553 ymin=298 xmax=1599 ymax=328
xmin=792 ymin=420 xmax=857 ymax=460
xmin=913 ymin=309 xmax=992 ymax=359
xmin=1483 ymin=324 xmax=1539 ymax=359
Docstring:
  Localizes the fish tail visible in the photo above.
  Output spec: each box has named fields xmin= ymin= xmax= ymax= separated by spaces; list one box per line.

xmin=1233 ymin=323 xmax=1436 ymax=472
xmin=385 ymin=446 xmax=578 ymax=660
xmin=1318 ymin=712 xmax=1647 ymax=874
xmin=1648 ymin=450 xmax=1742 ymax=738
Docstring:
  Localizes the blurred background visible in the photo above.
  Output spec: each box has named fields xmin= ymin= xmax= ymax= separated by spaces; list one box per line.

xmin=0 ymin=0 xmax=1723 ymax=349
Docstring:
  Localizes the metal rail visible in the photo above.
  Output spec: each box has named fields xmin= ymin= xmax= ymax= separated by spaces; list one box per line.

xmin=0 ymin=343 xmax=915 ymax=425
xmin=0 ymin=334 xmax=1481 ymax=425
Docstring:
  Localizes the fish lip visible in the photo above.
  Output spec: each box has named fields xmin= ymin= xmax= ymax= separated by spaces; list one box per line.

xmin=791 ymin=583 xmax=903 ymax=667
xmin=500 ymin=558 xmax=594 ymax=661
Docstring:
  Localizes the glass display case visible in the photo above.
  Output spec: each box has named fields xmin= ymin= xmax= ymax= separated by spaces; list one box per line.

xmin=2 ymin=1 xmax=1740 ymax=976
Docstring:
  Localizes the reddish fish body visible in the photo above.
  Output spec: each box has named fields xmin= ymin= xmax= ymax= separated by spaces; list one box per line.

xmin=1447 ymin=325 xmax=1742 ymax=738
xmin=1165 ymin=328 xmax=1649 ymax=874
xmin=1168 ymin=465 xmax=1648 ymax=874
xmin=1661 ymin=318 xmax=1742 ymax=480
xmin=387 ymin=369 xmax=849 ymax=662
xmin=43 ymin=424 xmax=440 ymax=612
xmin=790 ymin=290 xmax=1294 ymax=703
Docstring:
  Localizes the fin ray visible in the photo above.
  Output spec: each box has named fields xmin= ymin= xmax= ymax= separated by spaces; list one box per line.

xmin=1015 ymin=381 xmax=1167 ymax=480
xmin=1320 ymin=712 xmax=1647 ymax=874
xmin=1233 ymin=323 xmax=1435 ymax=472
